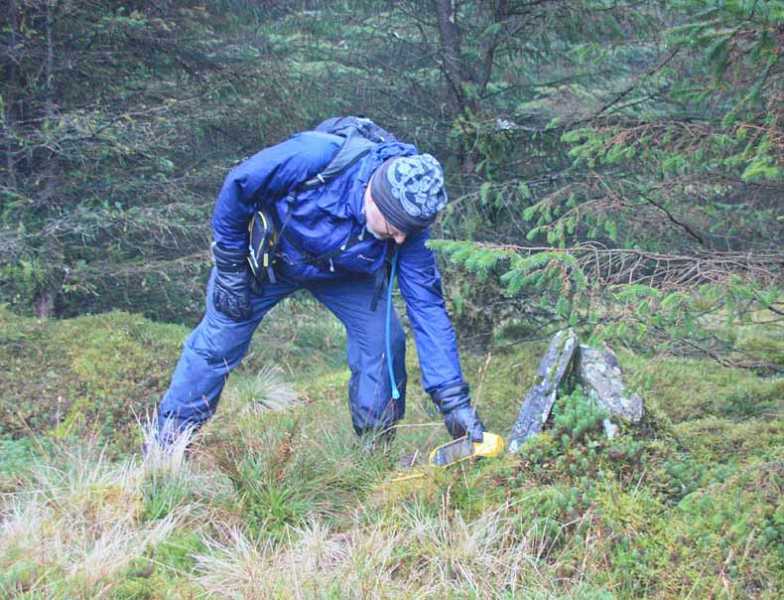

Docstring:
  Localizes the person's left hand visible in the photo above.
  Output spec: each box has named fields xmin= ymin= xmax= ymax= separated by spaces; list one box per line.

xmin=431 ymin=382 xmax=486 ymax=442
xmin=443 ymin=405 xmax=485 ymax=442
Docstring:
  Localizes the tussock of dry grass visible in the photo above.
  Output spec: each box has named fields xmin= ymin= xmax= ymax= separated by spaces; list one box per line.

xmin=0 ymin=443 xmax=180 ymax=596
xmin=192 ymin=505 xmax=574 ymax=599
xmin=230 ymin=365 xmax=301 ymax=414
xmin=140 ymin=413 xmax=194 ymax=475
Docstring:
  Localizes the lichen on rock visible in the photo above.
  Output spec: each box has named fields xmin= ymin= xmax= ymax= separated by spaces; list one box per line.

xmin=577 ymin=344 xmax=644 ymax=423
xmin=508 ymin=329 xmax=578 ymax=452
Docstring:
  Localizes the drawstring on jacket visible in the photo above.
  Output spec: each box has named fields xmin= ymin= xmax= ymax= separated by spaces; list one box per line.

xmin=386 ymin=247 xmax=401 ymax=400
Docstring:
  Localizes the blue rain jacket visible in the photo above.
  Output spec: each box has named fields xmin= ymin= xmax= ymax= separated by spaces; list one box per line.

xmin=211 ymin=131 xmax=464 ymax=394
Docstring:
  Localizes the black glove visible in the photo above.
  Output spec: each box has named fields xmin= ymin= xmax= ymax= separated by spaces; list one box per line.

xmin=431 ymin=382 xmax=486 ymax=442
xmin=211 ymin=241 xmax=252 ymax=321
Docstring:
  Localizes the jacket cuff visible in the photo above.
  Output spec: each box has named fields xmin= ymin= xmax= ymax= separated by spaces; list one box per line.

xmin=430 ymin=381 xmax=470 ymax=414
xmin=211 ymin=241 xmax=248 ymax=272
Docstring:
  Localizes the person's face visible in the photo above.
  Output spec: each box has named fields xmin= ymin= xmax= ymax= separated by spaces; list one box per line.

xmin=363 ymin=185 xmax=407 ymax=245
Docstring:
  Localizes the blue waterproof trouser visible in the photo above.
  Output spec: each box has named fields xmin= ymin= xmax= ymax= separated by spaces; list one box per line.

xmin=155 ymin=268 xmax=407 ymax=440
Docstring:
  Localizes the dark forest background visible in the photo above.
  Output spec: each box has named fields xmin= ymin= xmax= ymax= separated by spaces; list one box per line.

xmin=2 ymin=0 xmax=783 ymax=368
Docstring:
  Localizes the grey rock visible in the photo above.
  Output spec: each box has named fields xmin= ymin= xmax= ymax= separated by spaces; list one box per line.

xmin=506 ymin=332 xmax=646 ymax=453
xmin=576 ymin=344 xmax=644 ymax=423
xmin=508 ymin=329 xmax=578 ymax=452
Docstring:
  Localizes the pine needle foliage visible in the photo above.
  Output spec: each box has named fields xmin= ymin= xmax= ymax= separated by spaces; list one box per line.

xmin=427 ymin=0 xmax=783 ymax=367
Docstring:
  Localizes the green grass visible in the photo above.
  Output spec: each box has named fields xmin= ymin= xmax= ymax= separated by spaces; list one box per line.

xmin=1 ymin=302 xmax=783 ymax=598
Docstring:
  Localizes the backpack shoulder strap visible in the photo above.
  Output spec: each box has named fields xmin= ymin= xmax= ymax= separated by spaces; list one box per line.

xmin=274 ymin=126 xmax=382 ymax=269
xmin=299 ymin=129 xmax=376 ymax=190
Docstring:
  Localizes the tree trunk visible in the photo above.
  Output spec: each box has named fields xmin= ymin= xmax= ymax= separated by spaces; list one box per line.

xmin=4 ymin=0 xmax=18 ymax=189
xmin=34 ymin=291 xmax=56 ymax=319
xmin=432 ymin=0 xmax=468 ymax=115
xmin=35 ymin=0 xmax=60 ymax=318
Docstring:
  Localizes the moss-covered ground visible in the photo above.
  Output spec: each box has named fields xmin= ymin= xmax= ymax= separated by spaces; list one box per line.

xmin=1 ymin=300 xmax=782 ymax=598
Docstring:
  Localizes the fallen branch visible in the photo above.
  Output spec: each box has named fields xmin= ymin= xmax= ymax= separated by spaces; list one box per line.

xmin=461 ymin=240 xmax=784 ymax=289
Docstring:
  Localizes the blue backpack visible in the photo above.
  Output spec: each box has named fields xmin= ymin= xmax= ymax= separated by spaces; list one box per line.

xmin=248 ymin=116 xmax=397 ymax=284
xmin=300 ymin=116 xmax=397 ymax=188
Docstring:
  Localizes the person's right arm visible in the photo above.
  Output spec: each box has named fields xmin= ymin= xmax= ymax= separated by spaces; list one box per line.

xmin=209 ymin=132 xmax=342 ymax=320
xmin=211 ymin=132 xmax=343 ymax=250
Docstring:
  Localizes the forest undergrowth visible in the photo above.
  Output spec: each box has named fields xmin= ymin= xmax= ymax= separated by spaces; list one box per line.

xmin=1 ymin=298 xmax=783 ymax=599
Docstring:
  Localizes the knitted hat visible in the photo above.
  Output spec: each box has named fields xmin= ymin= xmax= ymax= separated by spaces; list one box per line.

xmin=369 ymin=154 xmax=447 ymax=235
